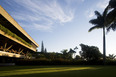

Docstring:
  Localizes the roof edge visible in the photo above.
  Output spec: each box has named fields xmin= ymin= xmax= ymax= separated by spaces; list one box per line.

xmin=0 ymin=5 xmax=39 ymax=47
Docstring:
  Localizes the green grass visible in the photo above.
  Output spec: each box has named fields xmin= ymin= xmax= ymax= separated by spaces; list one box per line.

xmin=0 ymin=65 xmax=116 ymax=77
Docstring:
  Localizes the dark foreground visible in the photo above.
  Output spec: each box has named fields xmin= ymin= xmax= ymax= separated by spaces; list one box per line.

xmin=0 ymin=66 xmax=116 ymax=77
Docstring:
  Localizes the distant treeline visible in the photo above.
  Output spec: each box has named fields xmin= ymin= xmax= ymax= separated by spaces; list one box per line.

xmin=14 ymin=44 xmax=116 ymax=65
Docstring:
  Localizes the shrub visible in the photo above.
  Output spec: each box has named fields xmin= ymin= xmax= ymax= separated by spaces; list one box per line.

xmin=13 ymin=58 xmax=116 ymax=65
xmin=0 ymin=24 xmax=32 ymax=47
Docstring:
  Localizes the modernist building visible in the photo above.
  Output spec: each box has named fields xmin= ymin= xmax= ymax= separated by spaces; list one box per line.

xmin=0 ymin=5 xmax=39 ymax=61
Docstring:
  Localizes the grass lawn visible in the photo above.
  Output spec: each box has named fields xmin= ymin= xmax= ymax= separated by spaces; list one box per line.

xmin=0 ymin=65 xmax=116 ymax=77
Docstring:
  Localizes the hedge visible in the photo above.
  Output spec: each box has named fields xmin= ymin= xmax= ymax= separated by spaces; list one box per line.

xmin=14 ymin=58 xmax=105 ymax=65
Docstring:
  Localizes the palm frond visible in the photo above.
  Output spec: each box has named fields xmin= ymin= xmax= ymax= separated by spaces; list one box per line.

xmin=89 ymin=19 xmax=99 ymax=25
xmin=88 ymin=25 xmax=101 ymax=32
xmin=109 ymin=0 xmax=116 ymax=8
xmin=95 ymin=11 xmax=102 ymax=18
xmin=105 ymin=8 xmax=116 ymax=26
xmin=89 ymin=18 xmax=104 ymax=25
xmin=107 ymin=22 xmax=116 ymax=32
xmin=103 ymin=6 xmax=110 ymax=17
xmin=89 ymin=10 xmax=104 ymax=32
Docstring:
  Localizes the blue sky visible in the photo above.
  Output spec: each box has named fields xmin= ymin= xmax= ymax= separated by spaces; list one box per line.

xmin=0 ymin=0 xmax=116 ymax=55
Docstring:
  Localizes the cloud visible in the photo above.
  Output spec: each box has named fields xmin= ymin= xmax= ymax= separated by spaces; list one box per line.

xmin=85 ymin=9 xmax=95 ymax=18
xmin=81 ymin=0 xmax=85 ymax=2
xmin=7 ymin=0 xmax=75 ymax=31
xmin=96 ymin=0 xmax=109 ymax=9
xmin=85 ymin=0 xmax=109 ymax=18
xmin=33 ymin=23 xmax=53 ymax=31
xmin=65 ymin=0 xmax=84 ymax=4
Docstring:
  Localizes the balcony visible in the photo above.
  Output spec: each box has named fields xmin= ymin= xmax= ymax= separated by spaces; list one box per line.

xmin=0 ymin=30 xmax=37 ymax=52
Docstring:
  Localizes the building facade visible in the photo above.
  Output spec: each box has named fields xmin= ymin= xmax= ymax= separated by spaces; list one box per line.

xmin=0 ymin=6 xmax=39 ymax=61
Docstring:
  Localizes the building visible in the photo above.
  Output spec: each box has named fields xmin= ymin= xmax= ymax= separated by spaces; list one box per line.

xmin=0 ymin=6 xmax=39 ymax=62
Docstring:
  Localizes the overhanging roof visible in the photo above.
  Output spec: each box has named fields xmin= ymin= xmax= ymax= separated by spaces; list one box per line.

xmin=0 ymin=5 xmax=39 ymax=47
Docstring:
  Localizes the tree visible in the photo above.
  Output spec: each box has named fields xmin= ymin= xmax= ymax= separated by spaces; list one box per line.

xmin=107 ymin=54 xmax=116 ymax=60
xmin=61 ymin=49 xmax=69 ymax=59
xmin=74 ymin=46 xmax=78 ymax=57
xmin=68 ymin=48 xmax=76 ymax=58
xmin=47 ymin=52 xmax=56 ymax=60
xmin=61 ymin=49 xmax=68 ymax=55
xmin=88 ymin=6 xmax=109 ymax=64
xmin=105 ymin=0 xmax=116 ymax=32
xmin=79 ymin=51 xmax=84 ymax=59
xmin=45 ymin=48 xmax=47 ymax=53
xmin=80 ymin=44 xmax=102 ymax=61
xmin=55 ymin=53 xmax=62 ymax=59
xmin=75 ymin=55 xmax=81 ymax=60
xmin=74 ymin=46 xmax=78 ymax=50
xmin=41 ymin=41 xmax=45 ymax=53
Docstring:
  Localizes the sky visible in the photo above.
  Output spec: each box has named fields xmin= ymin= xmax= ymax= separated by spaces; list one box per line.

xmin=0 ymin=0 xmax=116 ymax=55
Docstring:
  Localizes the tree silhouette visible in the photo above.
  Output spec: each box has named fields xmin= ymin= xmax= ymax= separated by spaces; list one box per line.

xmin=74 ymin=46 xmax=78 ymax=57
xmin=74 ymin=46 xmax=78 ymax=50
xmin=105 ymin=0 xmax=116 ymax=32
xmin=41 ymin=41 xmax=45 ymax=53
xmin=45 ymin=48 xmax=47 ymax=53
xmin=68 ymin=48 xmax=76 ymax=58
xmin=88 ymin=6 xmax=109 ymax=64
xmin=108 ymin=54 xmax=116 ymax=60
xmin=80 ymin=44 xmax=102 ymax=61
xmin=61 ymin=49 xmax=69 ymax=59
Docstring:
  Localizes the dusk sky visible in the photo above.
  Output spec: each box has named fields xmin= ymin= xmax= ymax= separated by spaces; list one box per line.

xmin=0 ymin=0 xmax=116 ymax=55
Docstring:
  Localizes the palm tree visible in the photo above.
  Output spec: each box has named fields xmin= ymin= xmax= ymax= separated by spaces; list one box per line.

xmin=105 ymin=0 xmax=116 ymax=32
xmin=88 ymin=6 xmax=109 ymax=65
xmin=68 ymin=48 xmax=76 ymax=58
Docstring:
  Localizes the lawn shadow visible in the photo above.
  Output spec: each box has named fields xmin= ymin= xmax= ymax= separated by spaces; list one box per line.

xmin=0 ymin=65 xmax=54 ymax=71
xmin=1 ymin=66 xmax=116 ymax=77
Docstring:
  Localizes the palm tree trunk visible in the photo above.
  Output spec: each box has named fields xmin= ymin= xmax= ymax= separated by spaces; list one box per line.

xmin=103 ymin=26 xmax=106 ymax=65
